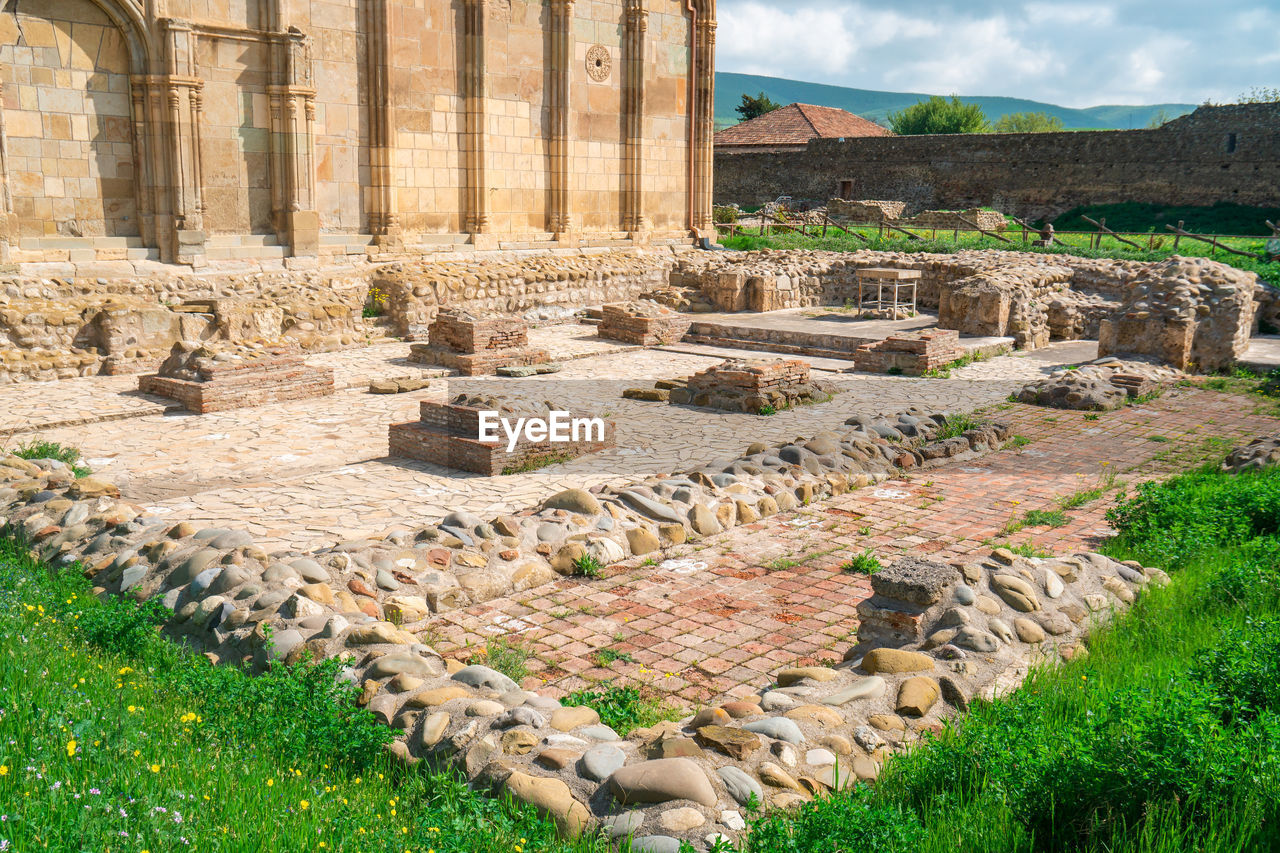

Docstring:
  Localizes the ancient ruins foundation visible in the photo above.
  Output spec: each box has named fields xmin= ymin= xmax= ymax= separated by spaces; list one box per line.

xmin=1 ymin=442 xmax=1168 ymax=849
xmin=407 ymin=310 xmax=551 ymax=377
xmin=598 ymin=300 xmax=695 ymax=346
xmin=139 ymin=342 xmax=336 ymax=413
xmin=853 ymin=329 xmax=961 ymax=376
xmin=677 ymin=358 xmax=831 ymax=413
xmin=389 ymin=394 xmax=616 ymax=476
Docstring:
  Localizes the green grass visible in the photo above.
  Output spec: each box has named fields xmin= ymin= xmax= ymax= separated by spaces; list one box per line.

xmin=933 ymin=413 xmax=982 ymax=441
xmin=12 ymin=439 xmax=92 ymax=478
xmin=720 ymin=226 xmax=1278 ymax=289
xmin=0 ymin=536 xmax=599 ymax=853
xmin=842 ymin=550 xmax=882 ymax=575
xmin=1051 ymin=201 xmax=1280 ymax=237
xmin=742 ymin=465 xmax=1280 ymax=853
xmin=571 ymin=553 xmax=604 ymax=579
xmin=591 ymin=647 xmax=636 ymax=666
xmin=559 ymin=686 xmax=683 ymax=737
xmin=468 ymin=635 xmax=532 ymax=684
xmin=1021 ymin=508 xmax=1068 ymax=528
xmin=920 ymin=350 xmax=990 ymax=379
xmin=501 ymin=452 xmax=576 ymax=476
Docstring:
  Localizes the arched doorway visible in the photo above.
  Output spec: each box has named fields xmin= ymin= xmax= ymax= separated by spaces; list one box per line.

xmin=1 ymin=0 xmax=139 ymax=239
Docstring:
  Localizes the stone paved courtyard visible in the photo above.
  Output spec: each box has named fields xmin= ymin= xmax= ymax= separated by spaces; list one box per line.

xmin=3 ymin=323 xmax=1093 ymax=551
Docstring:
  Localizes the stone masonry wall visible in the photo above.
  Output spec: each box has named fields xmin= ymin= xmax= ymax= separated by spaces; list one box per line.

xmin=672 ymin=249 xmax=1260 ymax=366
xmin=715 ymin=103 xmax=1280 ymax=222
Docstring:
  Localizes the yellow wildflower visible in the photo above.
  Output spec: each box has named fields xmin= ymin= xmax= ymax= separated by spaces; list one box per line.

xmin=66 ymin=739 xmax=77 ymax=758
xmin=0 ymin=765 xmax=8 ymax=776
xmin=150 ymin=764 xmax=160 ymax=773
xmin=300 ymin=799 xmax=310 ymax=810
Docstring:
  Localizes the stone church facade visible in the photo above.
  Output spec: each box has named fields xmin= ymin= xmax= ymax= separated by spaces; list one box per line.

xmin=0 ymin=0 xmax=716 ymax=265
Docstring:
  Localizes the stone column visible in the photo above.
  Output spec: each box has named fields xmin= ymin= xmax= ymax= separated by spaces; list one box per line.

xmin=462 ymin=0 xmax=492 ymax=245
xmin=622 ymin=0 xmax=649 ymax=238
xmin=129 ymin=83 xmax=157 ymax=248
xmin=0 ymin=79 xmax=13 ymax=265
xmin=547 ymin=0 xmax=575 ymax=243
xmin=691 ymin=12 xmax=716 ymax=236
xmin=268 ymin=31 xmax=319 ymax=257
xmin=365 ymin=0 xmax=401 ymax=248
xmin=159 ymin=19 xmax=207 ymax=266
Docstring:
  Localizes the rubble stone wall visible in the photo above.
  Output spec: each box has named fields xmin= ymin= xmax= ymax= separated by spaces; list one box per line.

xmin=671 ymin=250 xmax=1260 ymax=366
xmin=715 ymin=103 xmax=1280 ymax=222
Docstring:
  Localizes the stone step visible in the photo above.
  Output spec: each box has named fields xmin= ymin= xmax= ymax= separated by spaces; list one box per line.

xmin=206 ymin=234 xmax=283 ymax=249
xmin=20 ymin=235 xmax=147 ymax=250
xmin=204 ymin=244 xmax=288 ymax=261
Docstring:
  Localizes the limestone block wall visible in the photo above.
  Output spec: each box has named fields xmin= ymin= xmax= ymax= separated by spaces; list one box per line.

xmin=1 ymin=0 xmax=717 ymax=264
xmin=0 ymin=1 xmax=137 ymax=239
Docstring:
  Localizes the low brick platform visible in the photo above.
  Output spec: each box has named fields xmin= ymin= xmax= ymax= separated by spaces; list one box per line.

xmin=408 ymin=310 xmax=550 ymax=376
xmin=677 ymin=358 xmax=829 ymax=412
xmin=389 ymin=395 xmax=615 ymax=475
xmin=139 ymin=352 xmax=335 ymax=414
xmin=598 ymin=301 xmax=693 ymax=346
xmin=853 ymin=328 xmax=961 ymax=375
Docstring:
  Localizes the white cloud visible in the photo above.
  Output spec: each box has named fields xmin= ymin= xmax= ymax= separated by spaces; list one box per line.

xmin=716 ymin=0 xmax=1280 ymax=106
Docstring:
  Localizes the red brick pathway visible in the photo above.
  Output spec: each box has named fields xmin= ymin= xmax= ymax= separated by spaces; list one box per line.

xmin=430 ymin=387 xmax=1277 ymax=709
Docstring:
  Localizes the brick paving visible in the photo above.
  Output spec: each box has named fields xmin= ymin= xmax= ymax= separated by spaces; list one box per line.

xmin=432 ymin=386 xmax=1280 ymax=709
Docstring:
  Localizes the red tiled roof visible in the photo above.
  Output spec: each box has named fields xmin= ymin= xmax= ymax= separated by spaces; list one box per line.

xmin=715 ymin=103 xmax=894 ymax=146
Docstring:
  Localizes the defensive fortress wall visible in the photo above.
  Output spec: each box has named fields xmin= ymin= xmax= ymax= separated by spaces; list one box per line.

xmin=713 ymin=103 xmax=1280 ymax=222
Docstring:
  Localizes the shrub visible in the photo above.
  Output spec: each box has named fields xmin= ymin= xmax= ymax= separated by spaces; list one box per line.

xmin=1194 ymin=617 xmax=1280 ymax=720
xmin=1107 ymin=467 xmax=1280 ymax=566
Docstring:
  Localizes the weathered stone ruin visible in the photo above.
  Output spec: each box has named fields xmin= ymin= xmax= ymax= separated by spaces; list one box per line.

xmin=825 ymin=200 xmax=1006 ymax=232
xmin=0 ymin=445 xmax=1167 ymax=850
xmin=598 ymin=300 xmax=694 ymax=346
xmin=825 ymin=199 xmax=907 ymax=223
xmin=378 ymin=252 xmax=675 ymax=338
xmin=408 ymin=310 xmax=551 ymax=377
xmin=1098 ymin=256 xmax=1257 ymax=370
xmin=853 ymin=329 xmax=961 ymax=376
xmin=138 ymin=341 xmax=335 ymax=413
xmin=678 ymin=358 xmax=831 ymax=413
xmin=389 ymin=393 xmax=616 ymax=476
xmin=671 ymin=249 xmax=1263 ymax=369
xmin=1223 ymin=436 xmax=1280 ymax=473
xmin=1016 ymin=358 xmax=1184 ymax=411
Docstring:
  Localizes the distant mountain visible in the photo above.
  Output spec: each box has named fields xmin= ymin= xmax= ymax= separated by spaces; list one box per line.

xmin=715 ymin=72 xmax=1196 ymax=132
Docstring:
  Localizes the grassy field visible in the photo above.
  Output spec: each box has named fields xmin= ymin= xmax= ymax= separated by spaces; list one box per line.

xmin=719 ymin=226 xmax=1278 ymax=289
xmin=0 ymin=536 xmax=601 ymax=853
xmin=1051 ymin=202 xmax=1280 ymax=236
xmin=742 ymin=464 xmax=1280 ymax=853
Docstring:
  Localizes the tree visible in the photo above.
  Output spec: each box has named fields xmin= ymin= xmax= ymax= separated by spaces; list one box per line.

xmin=993 ymin=111 xmax=1065 ymax=133
xmin=735 ymin=92 xmax=783 ymax=123
xmin=887 ymin=96 xmax=990 ymax=135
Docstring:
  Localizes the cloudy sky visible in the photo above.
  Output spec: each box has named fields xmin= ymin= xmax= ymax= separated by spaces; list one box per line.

xmin=717 ymin=0 xmax=1279 ymax=107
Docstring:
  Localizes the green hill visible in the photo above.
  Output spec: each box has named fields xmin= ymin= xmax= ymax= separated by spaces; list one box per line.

xmin=715 ymin=72 xmax=1195 ymax=132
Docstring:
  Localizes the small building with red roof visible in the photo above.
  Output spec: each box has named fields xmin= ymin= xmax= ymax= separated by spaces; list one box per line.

xmin=715 ymin=103 xmax=894 ymax=152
